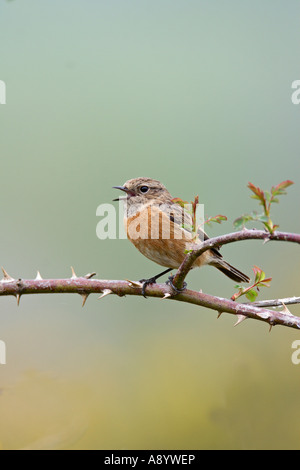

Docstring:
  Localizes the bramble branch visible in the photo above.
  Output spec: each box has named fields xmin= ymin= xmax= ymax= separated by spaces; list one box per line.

xmin=0 ymin=270 xmax=299 ymax=330
xmin=172 ymin=229 xmax=300 ymax=291
xmin=1 ymin=227 xmax=300 ymax=333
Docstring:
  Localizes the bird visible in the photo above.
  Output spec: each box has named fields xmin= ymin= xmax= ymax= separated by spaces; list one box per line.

xmin=113 ymin=177 xmax=250 ymax=295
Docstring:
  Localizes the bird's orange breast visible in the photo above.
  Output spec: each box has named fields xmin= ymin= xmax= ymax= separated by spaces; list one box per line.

xmin=124 ymin=205 xmax=209 ymax=269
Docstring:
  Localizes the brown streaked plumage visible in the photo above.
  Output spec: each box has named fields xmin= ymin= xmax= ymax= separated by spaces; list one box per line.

xmin=113 ymin=177 xmax=250 ymax=290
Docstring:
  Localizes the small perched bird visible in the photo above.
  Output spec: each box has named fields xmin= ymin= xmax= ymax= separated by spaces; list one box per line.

xmin=113 ymin=177 xmax=249 ymax=295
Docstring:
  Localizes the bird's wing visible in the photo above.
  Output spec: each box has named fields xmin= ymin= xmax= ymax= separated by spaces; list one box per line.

xmin=148 ymin=204 xmax=192 ymax=240
xmin=162 ymin=202 xmax=223 ymax=259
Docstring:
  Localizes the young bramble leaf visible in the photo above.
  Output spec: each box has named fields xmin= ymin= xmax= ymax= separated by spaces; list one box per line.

xmin=253 ymin=265 xmax=264 ymax=283
xmin=233 ymin=213 xmax=255 ymax=229
xmin=247 ymin=182 xmax=261 ymax=197
xmin=231 ymin=266 xmax=272 ymax=302
xmin=248 ymin=182 xmax=266 ymax=206
xmin=239 ymin=180 xmax=294 ymax=234
xmin=257 ymin=278 xmax=272 ymax=289
xmin=172 ymin=197 xmax=188 ymax=208
xmin=233 ymin=211 xmax=268 ymax=230
xmin=271 ymin=180 xmax=294 ymax=196
xmin=245 ymin=289 xmax=258 ymax=302
xmin=205 ymin=214 xmax=227 ymax=227
xmin=233 ymin=216 xmax=247 ymax=230
xmin=278 ymin=180 xmax=294 ymax=189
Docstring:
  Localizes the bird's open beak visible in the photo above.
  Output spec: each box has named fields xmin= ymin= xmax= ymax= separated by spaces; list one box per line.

xmin=112 ymin=185 xmax=129 ymax=201
xmin=113 ymin=185 xmax=128 ymax=192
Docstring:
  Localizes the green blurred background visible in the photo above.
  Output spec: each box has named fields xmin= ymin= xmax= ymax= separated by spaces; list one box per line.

xmin=0 ymin=0 xmax=300 ymax=450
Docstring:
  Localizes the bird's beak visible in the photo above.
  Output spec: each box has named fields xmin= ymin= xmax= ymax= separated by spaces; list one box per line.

xmin=113 ymin=185 xmax=128 ymax=192
xmin=112 ymin=185 xmax=129 ymax=201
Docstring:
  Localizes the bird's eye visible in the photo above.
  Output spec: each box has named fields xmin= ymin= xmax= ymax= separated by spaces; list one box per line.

xmin=139 ymin=185 xmax=149 ymax=194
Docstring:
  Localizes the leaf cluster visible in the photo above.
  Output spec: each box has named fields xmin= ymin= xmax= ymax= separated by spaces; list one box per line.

xmin=231 ymin=266 xmax=272 ymax=302
xmin=234 ymin=180 xmax=294 ymax=233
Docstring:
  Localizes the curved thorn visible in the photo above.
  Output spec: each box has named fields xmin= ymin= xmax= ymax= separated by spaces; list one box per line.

xmin=125 ymin=279 xmax=143 ymax=288
xmin=98 ymin=289 xmax=113 ymax=299
xmin=234 ymin=314 xmax=247 ymax=327
xmin=84 ymin=272 xmax=97 ymax=279
xmin=1 ymin=267 xmax=15 ymax=282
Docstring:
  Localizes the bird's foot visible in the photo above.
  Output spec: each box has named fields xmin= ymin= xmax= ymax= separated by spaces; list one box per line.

xmin=139 ymin=277 xmax=157 ymax=298
xmin=166 ymin=276 xmax=187 ymax=295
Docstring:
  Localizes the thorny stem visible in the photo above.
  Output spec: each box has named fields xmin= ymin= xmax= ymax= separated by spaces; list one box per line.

xmin=172 ymin=229 xmax=300 ymax=291
xmin=0 ymin=273 xmax=300 ymax=330
xmin=0 ymin=229 xmax=300 ymax=331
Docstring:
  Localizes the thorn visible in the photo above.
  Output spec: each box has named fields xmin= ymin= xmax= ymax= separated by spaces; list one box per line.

xmin=125 ymin=279 xmax=143 ymax=288
xmin=98 ymin=289 xmax=113 ymax=299
xmin=84 ymin=272 xmax=97 ymax=279
xmin=1 ymin=267 xmax=15 ymax=282
xmin=217 ymin=311 xmax=223 ymax=319
xmin=81 ymin=293 xmax=89 ymax=307
xmin=71 ymin=266 xmax=77 ymax=279
xmin=269 ymin=323 xmax=273 ymax=333
xmin=281 ymin=302 xmax=293 ymax=316
xmin=16 ymin=294 xmax=21 ymax=306
xmin=35 ymin=271 xmax=43 ymax=280
xmin=234 ymin=314 xmax=247 ymax=327
xmin=161 ymin=292 xmax=172 ymax=300
xmin=263 ymin=237 xmax=271 ymax=245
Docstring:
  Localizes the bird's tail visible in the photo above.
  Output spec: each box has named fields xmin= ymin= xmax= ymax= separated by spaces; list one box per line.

xmin=213 ymin=259 xmax=250 ymax=283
